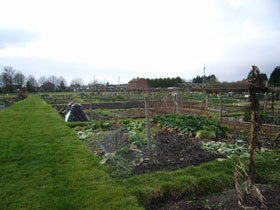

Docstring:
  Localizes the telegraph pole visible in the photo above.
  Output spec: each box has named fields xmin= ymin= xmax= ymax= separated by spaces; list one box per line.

xmin=202 ymin=66 xmax=205 ymax=88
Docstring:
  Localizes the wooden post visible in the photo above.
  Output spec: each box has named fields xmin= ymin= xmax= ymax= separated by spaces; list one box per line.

xmin=264 ymin=92 xmax=267 ymax=112
xmin=247 ymin=106 xmax=256 ymax=192
xmin=219 ymin=96 xmax=222 ymax=123
xmin=115 ymin=132 xmax=118 ymax=152
xmin=144 ymin=96 xmax=153 ymax=165
xmin=271 ymin=92 xmax=275 ymax=117
xmin=89 ymin=93 xmax=93 ymax=121
xmin=175 ymin=93 xmax=180 ymax=114
xmin=181 ymin=91 xmax=184 ymax=113
xmin=205 ymin=94 xmax=208 ymax=119
xmin=173 ymin=94 xmax=177 ymax=114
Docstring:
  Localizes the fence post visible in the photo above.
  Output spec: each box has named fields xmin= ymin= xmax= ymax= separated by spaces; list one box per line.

xmin=181 ymin=91 xmax=184 ymax=113
xmin=144 ymin=96 xmax=153 ymax=165
xmin=263 ymin=92 xmax=267 ymax=112
xmin=173 ymin=94 xmax=177 ymax=114
xmin=271 ymin=92 xmax=275 ymax=117
xmin=205 ymin=94 xmax=208 ymax=119
xmin=115 ymin=132 xmax=118 ymax=152
xmin=89 ymin=93 xmax=93 ymax=121
xmin=219 ymin=95 xmax=222 ymax=123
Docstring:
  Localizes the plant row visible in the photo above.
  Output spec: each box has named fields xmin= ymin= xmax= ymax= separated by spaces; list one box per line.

xmin=151 ymin=114 xmax=231 ymax=139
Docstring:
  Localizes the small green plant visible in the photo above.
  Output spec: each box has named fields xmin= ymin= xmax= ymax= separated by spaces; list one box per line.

xmin=116 ymin=146 xmax=130 ymax=155
xmin=90 ymin=120 xmax=112 ymax=129
xmin=103 ymin=155 xmax=132 ymax=179
xmin=121 ymin=119 xmax=145 ymax=131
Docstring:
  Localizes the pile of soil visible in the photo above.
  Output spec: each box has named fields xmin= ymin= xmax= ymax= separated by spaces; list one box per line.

xmin=132 ymin=134 xmax=225 ymax=175
xmin=149 ymin=185 xmax=280 ymax=210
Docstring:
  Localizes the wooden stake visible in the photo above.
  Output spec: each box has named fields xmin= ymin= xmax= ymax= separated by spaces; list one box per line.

xmin=264 ymin=92 xmax=267 ymax=112
xmin=115 ymin=132 xmax=118 ymax=152
xmin=181 ymin=91 xmax=183 ymax=113
xmin=144 ymin=96 xmax=153 ymax=165
xmin=219 ymin=96 xmax=222 ymax=123
xmin=246 ymin=109 xmax=256 ymax=199
xmin=89 ymin=93 xmax=93 ymax=121
xmin=271 ymin=92 xmax=274 ymax=117
xmin=173 ymin=94 xmax=177 ymax=114
xmin=205 ymin=94 xmax=208 ymax=119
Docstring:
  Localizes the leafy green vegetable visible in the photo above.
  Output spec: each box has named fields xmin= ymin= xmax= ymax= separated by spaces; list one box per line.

xmin=90 ymin=120 xmax=112 ymax=129
xmin=121 ymin=120 xmax=155 ymax=148
xmin=202 ymin=141 xmax=261 ymax=158
xmin=152 ymin=114 xmax=231 ymax=139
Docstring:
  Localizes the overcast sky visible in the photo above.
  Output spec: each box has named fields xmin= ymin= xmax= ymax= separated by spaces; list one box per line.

xmin=0 ymin=0 xmax=279 ymax=84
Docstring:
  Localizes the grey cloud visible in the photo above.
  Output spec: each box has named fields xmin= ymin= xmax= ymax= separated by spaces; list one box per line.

xmin=0 ymin=28 xmax=39 ymax=49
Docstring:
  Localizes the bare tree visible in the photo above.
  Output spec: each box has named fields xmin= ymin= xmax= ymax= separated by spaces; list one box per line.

xmin=26 ymin=75 xmax=38 ymax=92
xmin=71 ymin=78 xmax=84 ymax=87
xmin=70 ymin=78 xmax=84 ymax=91
xmin=1 ymin=66 xmax=16 ymax=92
xmin=38 ymin=76 xmax=47 ymax=87
xmin=48 ymin=75 xmax=59 ymax=87
xmin=0 ymin=74 xmax=3 ymax=88
xmin=58 ymin=76 xmax=68 ymax=87
xmin=13 ymin=71 xmax=26 ymax=89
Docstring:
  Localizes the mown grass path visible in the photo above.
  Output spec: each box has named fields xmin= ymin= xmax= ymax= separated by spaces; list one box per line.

xmin=0 ymin=95 xmax=142 ymax=210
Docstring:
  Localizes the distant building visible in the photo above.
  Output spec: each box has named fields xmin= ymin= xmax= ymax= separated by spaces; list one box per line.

xmin=106 ymin=85 xmax=116 ymax=90
xmin=117 ymin=84 xmax=128 ymax=89
xmin=128 ymin=78 xmax=148 ymax=89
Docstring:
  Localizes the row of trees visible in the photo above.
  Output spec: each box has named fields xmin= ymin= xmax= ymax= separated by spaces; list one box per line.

xmin=192 ymin=66 xmax=280 ymax=87
xmin=147 ymin=77 xmax=183 ymax=88
xmin=268 ymin=66 xmax=280 ymax=86
xmin=192 ymin=74 xmax=218 ymax=83
xmin=0 ymin=66 xmax=88 ymax=93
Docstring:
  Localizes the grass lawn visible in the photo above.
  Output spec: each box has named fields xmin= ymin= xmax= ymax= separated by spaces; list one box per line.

xmin=0 ymin=95 xmax=141 ymax=210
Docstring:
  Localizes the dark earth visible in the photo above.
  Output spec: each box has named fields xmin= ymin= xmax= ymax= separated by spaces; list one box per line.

xmin=94 ymin=132 xmax=225 ymax=176
xmin=132 ymin=133 xmax=225 ymax=175
xmin=148 ymin=185 xmax=280 ymax=210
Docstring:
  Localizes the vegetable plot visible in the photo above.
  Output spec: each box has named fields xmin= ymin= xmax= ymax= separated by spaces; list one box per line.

xmin=152 ymin=114 xmax=231 ymax=139
xmin=121 ymin=119 xmax=156 ymax=149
